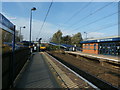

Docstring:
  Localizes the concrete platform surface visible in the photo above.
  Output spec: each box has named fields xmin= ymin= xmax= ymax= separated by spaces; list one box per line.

xmin=15 ymin=52 xmax=59 ymax=88
xmin=65 ymin=51 xmax=119 ymax=62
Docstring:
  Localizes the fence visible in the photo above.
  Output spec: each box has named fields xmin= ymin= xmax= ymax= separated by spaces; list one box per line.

xmin=2 ymin=48 xmax=30 ymax=89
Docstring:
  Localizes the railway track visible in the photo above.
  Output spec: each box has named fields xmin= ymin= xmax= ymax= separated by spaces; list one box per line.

xmin=47 ymin=52 xmax=119 ymax=90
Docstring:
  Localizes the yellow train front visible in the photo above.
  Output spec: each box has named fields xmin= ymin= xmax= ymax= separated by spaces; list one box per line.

xmin=40 ymin=44 xmax=46 ymax=51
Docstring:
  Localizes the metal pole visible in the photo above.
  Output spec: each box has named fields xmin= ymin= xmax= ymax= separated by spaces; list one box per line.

xmin=86 ymin=33 xmax=87 ymax=40
xmin=36 ymin=38 xmax=38 ymax=41
xmin=29 ymin=10 xmax=32 ymax=47
xmin=20 ymin=27 xmax=21 ymax=36
xmin=29 ymin=7 xmax=36 ymax=53
xmin=39 ymin=38 xmax=42 ymax=52
xmin=20 ymin=27 xmax=21 ymax=42
xmin=11 ymin=25 xmax=16 ymax=87
xmin=39 ymin=40 xmax=40 ymax=52
xmin=84 ymin=32 xmax=87 ymax=40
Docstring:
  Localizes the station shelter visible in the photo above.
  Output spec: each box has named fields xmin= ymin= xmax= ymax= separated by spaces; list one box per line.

xmin=80 ymin=36 xmax=120 ymax=56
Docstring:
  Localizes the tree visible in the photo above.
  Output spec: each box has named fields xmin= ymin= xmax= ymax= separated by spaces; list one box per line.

xmin=51 ymin=30 xmax=62 ymax=44
xmin=2 ymin=29 xmax=23 ymax=43
xmin=61 ymin=35 xmax=71 ymax=44
xmin=2 ymin=30 xmax=13 ymax=42
xmin=71 ymin=32 xmax=83 ymax=47
xmin=50 ymin=31 xmax=83 ymax=48
xmin=15 ymin=30 xmax=23 ymax=42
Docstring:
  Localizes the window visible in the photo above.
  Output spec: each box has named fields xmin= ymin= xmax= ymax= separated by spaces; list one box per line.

xmin=84 ymin=44 xmax=86 ymax=49
xmin=94 ymin=44 xmax=96 ymax=50
xmin=88 ymin=44 xmax=90 ymax=49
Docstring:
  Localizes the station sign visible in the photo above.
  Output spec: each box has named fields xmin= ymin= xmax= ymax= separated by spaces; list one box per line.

xmin=0 ymin=13 xmax=14 ymax=34
xmin=1 ymin=13 xmax=15 ymax=53
xmin=97 ymin=38 xmax=113 ymax=42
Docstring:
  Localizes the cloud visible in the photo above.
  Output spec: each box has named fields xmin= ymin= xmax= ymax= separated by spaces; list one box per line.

xmin=7 ymin=16 xmax=58 ymax=41
xmin=1 ymin=12 xmax=16 ymax=20
xmin=1 ymin=12 xmax=76 ymax=42
xmin=2 ymin=0 xmax=119 ymax=2
xmin=87 ymin=32 xmax=105 ymax=39
xmin=8 ymin=17 xmax=78 ymax=42
xmin=1 ymin=12 xmax=106 ymax=42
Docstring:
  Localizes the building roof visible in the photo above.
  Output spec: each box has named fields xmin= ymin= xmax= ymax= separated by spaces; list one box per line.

xmin=49 ymin=42 xmax=59 ymax=46
xmin=49 ymin=42 xmax=74 ymax=48
xmin=61 ymin=44 xmax=74 ymax=48
xmin=87 ymin=36 xmax=120 ymax=41
xmin=80 ymin=36 xmax=120 ymax=43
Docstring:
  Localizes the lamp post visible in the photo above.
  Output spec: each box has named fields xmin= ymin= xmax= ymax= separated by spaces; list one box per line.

xmin=29 ymin=7 xmax=36 ymax=47
xmin=84 ymin=32 xmax=87 ymax=40
xmin=20 ymin=26 xmax=25 ymax=41
xmin=39 ymin=38 xmax=42 ymax=52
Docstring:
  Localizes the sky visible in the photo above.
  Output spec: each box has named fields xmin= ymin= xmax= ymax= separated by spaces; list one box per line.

xmin=1 ymin=0 xmax=119 ymax=42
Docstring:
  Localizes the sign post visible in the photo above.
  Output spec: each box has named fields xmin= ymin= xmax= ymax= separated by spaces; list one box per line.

xmin=11 ymin=25 xmax=16 ymax=87
xmin=0 ymin=13 xmax=15 ymax=88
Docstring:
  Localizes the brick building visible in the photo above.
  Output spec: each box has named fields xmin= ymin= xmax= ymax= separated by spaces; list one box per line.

xmin=80 ymin=36 xmax=120 ymax=56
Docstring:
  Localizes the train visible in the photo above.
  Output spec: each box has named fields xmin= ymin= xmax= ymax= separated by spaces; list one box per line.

xmin=32 ymin=42 xmax=47 ymax=52
xmin=40 ymin=43 xmax=47 ymax=51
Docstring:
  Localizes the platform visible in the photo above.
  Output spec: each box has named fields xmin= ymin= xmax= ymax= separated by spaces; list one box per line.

xmin=65 ymin=51 xmax=120 ymax=63
xmin=15 ymin=52 xmax=59 ymax=88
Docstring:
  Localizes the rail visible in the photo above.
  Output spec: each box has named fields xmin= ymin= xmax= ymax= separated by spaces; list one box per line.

xmin=47 ymin=52 xmax=119 ymax=89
